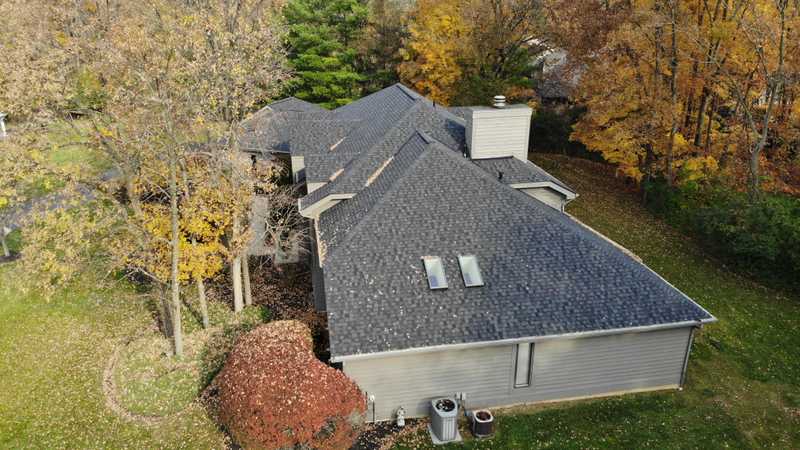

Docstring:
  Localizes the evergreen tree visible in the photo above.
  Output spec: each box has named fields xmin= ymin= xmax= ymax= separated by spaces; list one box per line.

xmin=284 ymin=0 xmax=369 ymax=108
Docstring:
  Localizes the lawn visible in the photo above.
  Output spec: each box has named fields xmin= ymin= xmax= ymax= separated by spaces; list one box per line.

xmin=393 ymin=155 xmax=800 ymax=449
xmin=0 ymin=264 xmax=227 ymax=448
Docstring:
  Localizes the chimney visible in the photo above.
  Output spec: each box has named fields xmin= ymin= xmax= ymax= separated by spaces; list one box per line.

xmin=465 ymin=96 xmax=532 ymax=161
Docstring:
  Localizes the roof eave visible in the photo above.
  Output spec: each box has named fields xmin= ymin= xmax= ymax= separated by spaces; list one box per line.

xmin=508 ymin=181 xmax=578 ymax=199
xmin=331 ymin=318 xmax=717 ymax=363
xmin=298 ymin=193 xmax=355 ymax=218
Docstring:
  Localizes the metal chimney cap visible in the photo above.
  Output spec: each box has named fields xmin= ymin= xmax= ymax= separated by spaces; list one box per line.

xmin=492 ymin=95 xmax=506 ymax=108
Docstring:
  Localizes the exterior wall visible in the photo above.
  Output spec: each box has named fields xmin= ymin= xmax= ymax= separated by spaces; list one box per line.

xmin=342 ymin=327 xmax=693 ymax=422
xmin=291 ymin=156 xmax=305 ymax=184
xmin=307 ymin=182 xmax=326 ymax=194
xmin=520 ymin=187 xmax=566 ymax=211
xmin=309 ymin=220 xmax=326 ymax=311
xmin=466 ymin=105 xmax=532 ymax=161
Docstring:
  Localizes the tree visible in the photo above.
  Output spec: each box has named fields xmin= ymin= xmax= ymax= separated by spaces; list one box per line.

xmin=356 ymin=0 xmax=411 ymax=94
xmin=399 ymin=0 xmax=542 ymax=105
xmin=284 ymin=0 xmax=369 ymax=108
xmin=457 ymin=0 xmax=541 ymax=104
xmin=4 ymin=0 xmax=289 ymax=356
xmin=398 ymin=0 xmax=467 ymax=105
xmin=563 ymin=0 xmax=799 ymax=197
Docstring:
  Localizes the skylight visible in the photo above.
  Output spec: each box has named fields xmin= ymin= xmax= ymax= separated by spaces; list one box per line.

xmin=422 ymin=256 xmax=448 ymax=290
xmin=458 ymin=255 xmax=484 ymax=287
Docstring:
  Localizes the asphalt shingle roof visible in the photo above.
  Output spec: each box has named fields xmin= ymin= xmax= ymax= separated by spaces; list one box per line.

xmin=247 ymin=84 xmax=713 ymax=359
xmin=471 ymin=157 xmax=575 ymax=192
xmin=267 ymin=96 xmax=328 ymax=113
xmin=321 ymin=140 xmax=712 ymax=357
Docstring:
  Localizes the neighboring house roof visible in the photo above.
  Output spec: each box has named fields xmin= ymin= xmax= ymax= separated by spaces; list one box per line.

xmin=252 ymin=84 xmax=713 ymax=360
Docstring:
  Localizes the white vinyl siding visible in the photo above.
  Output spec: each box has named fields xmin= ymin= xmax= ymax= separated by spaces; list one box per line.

xmin=466 ymin=106 xmax=532 ymax=161
xmin=343 ymin=327 xmax=693 ymax=422
xmin=520 ymin=187 xmax=566 ymax=211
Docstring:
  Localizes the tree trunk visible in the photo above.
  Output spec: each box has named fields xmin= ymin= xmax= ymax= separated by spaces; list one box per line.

xmin=242 ymin=255 xmax=253 ymax=306
xmin=748 ymin=1 xmax=787 ymax=201
xmin=1 ymin=234 xmax=9 ymax=257
xmin=168 ymin=154 xmax=183 ymax=357
xmin=694 ymin=89 xmax=710 ymax=146
xmin=704 ymin=94 xmax=716 ymax=154
xmin=231 ymin=215 xmax=244 ymax=313
xmin=196 ymin=276 xmax=209 ymax=329
xmin=231 ymin=256 xmax=244 ymax=313
xmin=190 ymin=236 xmax=210 ymax=328
xmin=666 ymin=0 xmax=679 ymax=185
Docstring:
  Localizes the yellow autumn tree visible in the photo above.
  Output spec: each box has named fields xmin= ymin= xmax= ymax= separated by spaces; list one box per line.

xmin=565 ymin=0 xmax=799 ymax=195
xmin=398 ymin=0 xmax=467 ymax=105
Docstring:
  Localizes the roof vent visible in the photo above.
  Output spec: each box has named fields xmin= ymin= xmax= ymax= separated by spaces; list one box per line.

xmin=492 ymin=95 xmax=506 ymax=108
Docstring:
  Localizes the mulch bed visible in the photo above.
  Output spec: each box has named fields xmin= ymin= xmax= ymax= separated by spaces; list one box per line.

xmin=351 ymin=419 xmax=423 ymax=450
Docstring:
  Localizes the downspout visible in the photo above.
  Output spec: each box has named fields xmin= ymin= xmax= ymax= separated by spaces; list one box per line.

xmin=679 ymin=324 xmax=699 ymax=390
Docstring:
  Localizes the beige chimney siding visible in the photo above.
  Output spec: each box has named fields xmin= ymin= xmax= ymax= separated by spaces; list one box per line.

xmin=466 ymin=104 xmax=533 ymax=161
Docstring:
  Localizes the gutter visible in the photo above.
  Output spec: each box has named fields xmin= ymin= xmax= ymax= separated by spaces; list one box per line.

xmin=331 ymin=317 xmax=716 ymax=363
xmin=298 ymin=193 xmax=355 ymax=219
xmin=509 ymin=181 xmax=577 ymax=200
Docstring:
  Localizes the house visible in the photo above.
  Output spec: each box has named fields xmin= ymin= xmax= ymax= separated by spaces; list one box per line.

xmin=244 ymin=84 xmax=716 ymax=422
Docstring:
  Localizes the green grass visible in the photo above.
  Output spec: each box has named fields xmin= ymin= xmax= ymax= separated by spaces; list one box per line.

xmin=112 ymin=301 xmax=269 ymax=418
xmin=113 ymin=332 xmax=207 ymax=417
xmin=0 ymin=265 xmax=227 ymax=448
xmin=394 ymin=155 xmax=800 ymax=449
xmin=45 ymin=120 xmax=109 ymax=175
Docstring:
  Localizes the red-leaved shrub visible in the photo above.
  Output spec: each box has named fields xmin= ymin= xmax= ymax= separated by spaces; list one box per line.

xmin=216 ymin=320 xmax=366 ymax=449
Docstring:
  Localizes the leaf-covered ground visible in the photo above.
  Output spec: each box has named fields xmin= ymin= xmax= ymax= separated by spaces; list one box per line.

xmin=392 ymin=155 xmax=800 ymax=449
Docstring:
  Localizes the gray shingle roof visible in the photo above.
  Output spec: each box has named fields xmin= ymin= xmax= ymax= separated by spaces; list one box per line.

xmin=299 ymin=101 xmax=466 ymax=209
xmin=471 ymin=157 xmax=575 ymax=192
xmin=266 ymin=96 xmax=328 ymax=113
xmin=321 ymin=140 xmax=712 ymax=357
xmin=246 ymin=84 xmax=713 ymax=359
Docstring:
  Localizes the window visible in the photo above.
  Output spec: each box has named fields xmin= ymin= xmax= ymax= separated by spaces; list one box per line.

xmin=514 ymin=343 xmax=533 ymax=388
xmin=422 ymin=256 xmax=448 ymax=289
xmin=458 ymin=255 xmax=484 ymax=287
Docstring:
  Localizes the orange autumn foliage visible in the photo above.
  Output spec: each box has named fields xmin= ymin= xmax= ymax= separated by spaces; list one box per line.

xmin=216 ymin=321 xmax=366 ymax=449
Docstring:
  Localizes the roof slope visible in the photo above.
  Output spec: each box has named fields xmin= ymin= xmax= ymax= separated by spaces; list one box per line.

xmin=300 ymin=100 xmax=465 ymax=208
xmin=322 ymin=141 xmax=712 ymax=358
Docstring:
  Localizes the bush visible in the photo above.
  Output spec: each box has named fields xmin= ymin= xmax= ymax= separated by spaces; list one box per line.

xmin=530 ymin=104 xmax=602 ymax=160
xmin=644 ymin=179 xmax=800 ymax=288
xmin=216 ymin=320 xmax=366 ymax=450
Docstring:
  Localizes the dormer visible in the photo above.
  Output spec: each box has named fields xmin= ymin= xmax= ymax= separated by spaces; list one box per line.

xmin=465 ymin=96 xmax=533 ymax=161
